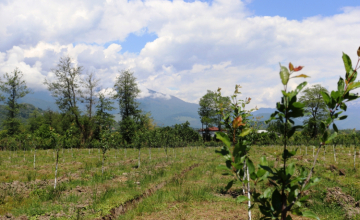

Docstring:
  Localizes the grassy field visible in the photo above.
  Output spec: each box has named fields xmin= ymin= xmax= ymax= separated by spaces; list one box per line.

xmin=0 ymin=145 xmax=360 ymax=219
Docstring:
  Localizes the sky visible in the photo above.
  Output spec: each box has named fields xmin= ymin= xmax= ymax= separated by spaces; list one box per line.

xmin=0 ymin=0 xmax=360 ymax=109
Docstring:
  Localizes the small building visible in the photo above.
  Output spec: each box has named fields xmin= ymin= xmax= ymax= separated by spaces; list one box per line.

xmin=198 ymin=127 xmax=226 ymax=138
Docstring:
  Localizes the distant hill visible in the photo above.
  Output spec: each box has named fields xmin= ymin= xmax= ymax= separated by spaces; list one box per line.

xmin=0 ymin=103 xmax=45 ymax=129
xmin=251 ymin=105 xmax=360 ymax=130
xmin=13 ymin=90 xmax=360 ymax=130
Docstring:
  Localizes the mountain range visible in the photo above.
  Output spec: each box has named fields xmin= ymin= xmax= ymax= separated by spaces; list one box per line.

xmin=17 ymin=89 xmax=360 ymax=130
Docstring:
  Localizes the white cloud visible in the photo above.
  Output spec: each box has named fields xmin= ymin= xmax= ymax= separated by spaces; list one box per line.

xmin=0 ymin=0 xmax=359 ymax=109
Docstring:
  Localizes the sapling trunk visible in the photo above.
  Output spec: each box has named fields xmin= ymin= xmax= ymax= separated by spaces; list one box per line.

xmin=354 ymin=149 xmax=356 ymax=170
xmin=313 ymin=146 xmax=314 ymax=157
xmin=333 ymin=145 xmax=336 ymax=162
xmin=125 ymin=148 xmax=127 ymax=158
xmin=102 ymin=151 xmax=105 ymax=175
xmin=33 ymin=148 xmax=36 ymax=169
xmin=246 ymin=165 xmax=252 ymax=220
xmin=148 ymin=147 xmax=151 ymax=160
xmin=54 ymin=149 xmax=59 ymax=189
xmin=306 ymin=146 xmax=307 ymax=155
xmin=138 ymin=148 xmax=141 ymax=168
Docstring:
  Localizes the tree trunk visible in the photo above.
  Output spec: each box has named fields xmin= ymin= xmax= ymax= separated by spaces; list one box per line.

xmin=33 ymin=148 xmax=36 ymax=169
xmin=333 ymin=145 xmax=336 ymax=162
xmin=102 ymin=151 xmax=105 ymax=175
xmin=246 ymin=165 xmax=252 ymax=220
xmin=138 ymin=148 xmax=141 ymax=168
xmin=354 ymin=149 xmax=356 ymax=170
xmin=148 ymin=147 xmax=151 ymax=160
xmin=54 ymin=149 xmax=59 ymax=189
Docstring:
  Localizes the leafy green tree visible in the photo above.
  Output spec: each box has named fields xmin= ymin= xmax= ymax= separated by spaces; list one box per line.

xmin=198 ymin=90 xmax=231 ymax=141
xmin=113 ymin=70 xmax=140 ymax=119
xmin=198 ymin=90 xmax=216 ymax=141
xmin=44 ymin=56 xmax=87 ymax=144
xmin=95 ymin=93 xmax=115 ymax=139
xmin=0 ymin=68 xmax=31 ymax=135
xmin=299 ymin=84 xmax=329 ymax=138
xmin=113 ymin=70 xmax=141 ymax=143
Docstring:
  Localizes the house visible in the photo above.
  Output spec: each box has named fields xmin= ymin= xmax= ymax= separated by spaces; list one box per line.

xmin=198 ymin=127 xmax=226 ymax=138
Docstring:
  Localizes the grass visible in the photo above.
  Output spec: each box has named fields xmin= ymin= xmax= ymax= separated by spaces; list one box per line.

xmin=0 ymin=144 xmax=360 ymax=219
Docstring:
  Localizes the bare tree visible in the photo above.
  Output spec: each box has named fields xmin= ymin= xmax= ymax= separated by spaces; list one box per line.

xmin=81 ymin=72 xmax=100 ymax=119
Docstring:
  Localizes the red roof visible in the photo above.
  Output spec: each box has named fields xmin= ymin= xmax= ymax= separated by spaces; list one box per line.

xmin=198 ymin=127 xmax=225 ymax=131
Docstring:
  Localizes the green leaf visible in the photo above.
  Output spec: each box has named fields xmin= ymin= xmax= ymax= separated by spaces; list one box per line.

xmin=342 ymin=52 xmax=352 ymax=74
xmin=279 ymin=64 xmax=290 ymax=85
xmin=260 ymin=165 xmax=274 ymax=174
xmin=321 ymin=131 xmax=329 ymax=143
xmin=215 ymin=146 xmax=230 ymax=159
xmin=246 ymin=158 xmax=255 ymax=174
xmin=215 ymin=132 xmax=231 ymax=148
xmin=340 ymin=102 xmax=347 ymax=111
xmin=263 ymin=188 xmax=272 ymax=198
xmin=301 ymin=210 xmax=320 ymax=220
xmin=239 ymin=128 xmax=252 ymax=137
xmin=286 ymin=163 xmax=295 ymax=176
xmin=260 ymin=156 xmax=268 ymax=166
xmin=294 ymin=81 xmax=308 ymax=95
xmin=325 ymin=132 xmax=337 ymax=144
xmin=236 ymin=195 xmax=249 ymax=203
xmin=349 ymin=70 xmax=358 ymax=83
xmin=346 ymin=81 xmax=360 ymax=92
xmin=321 ymin=91 xmax=331 ymax=106
xmin=216 ymin=164 xmax=231 ymax=171
xmin=338 ymin=115 xmax=348 ymax=120
xmin=291 ymin=102 xmax=305 ymax=108
xmin=272 ymin=189 xmax=282 ymax=211
xmin=225 ymin=180 xmax=235 ymax=191
xmin=333 ymin=123 xmax=338 ymax=132
xmin=338 ymin=77 xmax=345 ymax=94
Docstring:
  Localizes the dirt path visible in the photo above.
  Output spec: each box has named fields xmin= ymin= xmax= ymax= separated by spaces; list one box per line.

xmin=97 ymin=163 xmax=200 ymax=220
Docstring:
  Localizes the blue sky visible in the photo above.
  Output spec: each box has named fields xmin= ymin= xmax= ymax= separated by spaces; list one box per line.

xmin=108 ymin=0 xmax=360 ymax=54
xmin=0 ymin=0 xmax=359 ymax=108
xmin=247 ymin=0 xmax=359 ymax=20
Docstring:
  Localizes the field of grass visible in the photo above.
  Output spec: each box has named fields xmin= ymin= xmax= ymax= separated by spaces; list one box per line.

xmin=0 ymin=144 xmax=360 ymax=219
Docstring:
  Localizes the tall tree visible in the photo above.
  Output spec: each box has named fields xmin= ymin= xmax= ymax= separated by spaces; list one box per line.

xmin=44 ymin=56 xmax=87 ymax=144
xmin=299 ymin=84 xmax=329 ymax=138
xmin=198 ymin=90 xmax=230 ymax=140
xmin=113 ymin=70 xmax=141 ymax=143
xmin=81 ymin=72 xmax=101 ymax=141
xmin=0 ymin=68 xmax=31 ymax=135
xmin=113 ymin=70 xmax=141 ymax=119
xmin=198 ymin=90 xmax=215 ymax=141
xmin=95 ymin=93 xmax=115 ymax=135
xmin=81 ymin=72 xmax=100 ymax=119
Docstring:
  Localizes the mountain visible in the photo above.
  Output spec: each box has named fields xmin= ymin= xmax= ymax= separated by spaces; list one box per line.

xmin=18 ymin=89 xmax=203 ymax=128
xmin=251 ymin=104 xmax=360 ymax=130
xmin=14 ymin=90 xmax=360 ymax=130
xmin=0 ymin=103 xmax=45 ymax=129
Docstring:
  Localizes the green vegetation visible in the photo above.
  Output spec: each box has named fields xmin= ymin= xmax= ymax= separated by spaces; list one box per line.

xmin=0 ymin=49 xmax=360 ymax=220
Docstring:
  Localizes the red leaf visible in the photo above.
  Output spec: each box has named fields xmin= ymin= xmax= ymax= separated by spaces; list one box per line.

xmin=293 ymin=66 xmax=304 ymax=72
xmin=289 ymin=62 xmax=294 ymax=71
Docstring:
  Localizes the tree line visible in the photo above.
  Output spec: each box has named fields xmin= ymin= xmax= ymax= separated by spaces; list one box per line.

xmin=197 ymin=83 xmax=359 ymax=142
xmin=0 ymin=56 xmax=201 ymax=150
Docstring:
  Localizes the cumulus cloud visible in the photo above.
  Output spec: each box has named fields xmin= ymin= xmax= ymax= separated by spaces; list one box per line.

xmin=0 ymin=0 xmax=360 ymax=109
